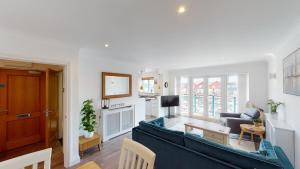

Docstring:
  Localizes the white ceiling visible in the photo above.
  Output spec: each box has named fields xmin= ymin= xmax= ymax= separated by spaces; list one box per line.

xmin=0 ymin=0 xmax=300 ymax=69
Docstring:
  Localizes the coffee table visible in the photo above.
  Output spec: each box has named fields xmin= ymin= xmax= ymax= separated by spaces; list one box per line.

xmin=184 ymin=120 xmax=231 ymax=145
xmin=238 ymin=124 xmax=265 ymax=144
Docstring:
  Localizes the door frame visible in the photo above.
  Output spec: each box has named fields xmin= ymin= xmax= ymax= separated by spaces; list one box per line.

xmin=0 ymin=56 xmax=76 ymax=168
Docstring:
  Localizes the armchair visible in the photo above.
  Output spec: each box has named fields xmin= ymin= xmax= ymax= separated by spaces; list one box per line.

xmin=220 ymin=108 xmax=261 ymax=134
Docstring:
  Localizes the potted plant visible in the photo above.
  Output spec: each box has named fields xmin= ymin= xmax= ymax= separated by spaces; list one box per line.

xmin=81 ymin=99 xmax=97 ymax=138
xmin=267 ymin=99 xmax=283 ymax=113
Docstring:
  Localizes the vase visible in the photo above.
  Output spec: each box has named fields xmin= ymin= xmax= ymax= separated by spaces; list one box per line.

xmin=84 ymin=131 xmax=94 ymax=138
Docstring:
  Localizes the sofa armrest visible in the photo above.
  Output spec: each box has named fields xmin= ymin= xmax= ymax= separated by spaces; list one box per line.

xmin=220 ymin=113 xmax=241 ymax=118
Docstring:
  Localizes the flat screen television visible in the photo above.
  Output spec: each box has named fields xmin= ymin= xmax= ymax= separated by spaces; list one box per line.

xmin=161 ymin=95 xmax=179 ymax=118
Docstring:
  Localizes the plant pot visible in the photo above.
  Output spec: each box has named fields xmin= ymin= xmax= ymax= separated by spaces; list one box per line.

xmin=270 ymin=113 xmax=278 ymax=119
xmin=84 ymin=131 xmax=94 ymax=138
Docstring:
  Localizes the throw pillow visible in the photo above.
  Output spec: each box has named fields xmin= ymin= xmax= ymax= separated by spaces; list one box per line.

xmin=148 ymin=117 xmax=165 ymax=127
xmin=244 ymin=108 xmax=260 ymax=119
xmin=240 ymin=113 xmax=252 ymax=120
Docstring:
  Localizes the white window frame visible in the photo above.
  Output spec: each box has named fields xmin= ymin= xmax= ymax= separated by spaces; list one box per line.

xmin=176 ymin=74 xmax=242 ymax=118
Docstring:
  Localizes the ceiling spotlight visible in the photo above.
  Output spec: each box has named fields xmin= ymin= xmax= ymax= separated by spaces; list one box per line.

xmin=104 ymin=44 xmax=109 ymax=48
xmin=178 ymin=6 xmax=186 ymax=14
xmin=264 ymin=53 xmax=275 ymax=57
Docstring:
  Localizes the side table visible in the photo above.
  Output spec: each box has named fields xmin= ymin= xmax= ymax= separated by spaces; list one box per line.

xmin=238 ymin=124 xmax=265 ymax=144
xmin=79 ymin=133 xmax=102 ymax=158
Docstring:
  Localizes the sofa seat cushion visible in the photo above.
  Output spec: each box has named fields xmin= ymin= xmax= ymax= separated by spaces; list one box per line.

xmin=184 ymin=133 xmax=280 ymax=169
xmin=139 ymin=121 xmax=185 ymax=146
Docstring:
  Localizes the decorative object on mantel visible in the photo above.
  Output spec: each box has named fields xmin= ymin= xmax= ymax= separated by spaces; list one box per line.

xmin=268 ymin=99 xmax=283 ymax=119
xmin=81 ymin=99 xmax=97 ymax=138
xmin=283 ymin=48 xmax=300 ymax=96
xmin=267 ymin=99 xmax=283 ymax=113
xmin=101 ymin=99 xmax=110 ymax=109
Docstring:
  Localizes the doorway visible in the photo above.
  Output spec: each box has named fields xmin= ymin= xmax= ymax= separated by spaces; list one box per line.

xmin=0 ymin=59 xmax=64 ymax=166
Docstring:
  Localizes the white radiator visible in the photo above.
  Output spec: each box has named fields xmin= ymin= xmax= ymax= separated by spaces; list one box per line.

xmin=100 ymin=105 xmax=135 ymax=141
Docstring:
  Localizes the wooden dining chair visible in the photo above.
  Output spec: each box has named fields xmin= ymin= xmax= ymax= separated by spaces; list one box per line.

xmin=118 ymin=138 xmax=156 ymax=169
xmin=0 ymin=148 xmax=52 ymax=169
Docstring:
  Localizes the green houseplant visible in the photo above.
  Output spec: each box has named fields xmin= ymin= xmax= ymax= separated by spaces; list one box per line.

xmin=267 ymin=99 xmax=283 ymax=113
xmin=81 ymin=99 xmax=97 ymax=138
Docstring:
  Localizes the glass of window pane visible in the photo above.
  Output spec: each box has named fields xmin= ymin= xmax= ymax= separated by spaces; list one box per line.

xmin=180 ymin=77 xmax=189 ymax=114
xmin=148 ymin=80 xmax=155 ymax=93
xmin=142 ymin=80 xmax=149 ymax=93
xmin=208 ymin=77 xmax=221 ymax=117
xmin=227 ymin=75 xmax=238 ymax=113
xmin=192 ymin=78 xmax=204 ymax=115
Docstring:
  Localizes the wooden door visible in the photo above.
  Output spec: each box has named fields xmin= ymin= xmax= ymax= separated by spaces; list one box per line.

xmin=45 ymin=69 xmax=59 ymax=148
xmin=0 ymin=69 xmax=45 ymax=151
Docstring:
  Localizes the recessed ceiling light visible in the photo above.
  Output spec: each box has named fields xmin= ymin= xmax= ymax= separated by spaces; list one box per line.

xmin=264 ymin=53 xmax=275 ymax=57
xmin=104 ymin=44 xmax=109 ymax=48
xmin=178 ymin=6 xmax=186 ymax=14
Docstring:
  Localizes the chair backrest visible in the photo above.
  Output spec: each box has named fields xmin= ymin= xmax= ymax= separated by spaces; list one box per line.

xmin=0 ymin=148 xmax=52 ymax=169
xmin=118 ymin=138 xmax=156 ymax=169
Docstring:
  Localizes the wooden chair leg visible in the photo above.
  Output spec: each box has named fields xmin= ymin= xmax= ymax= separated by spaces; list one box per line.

xmin=98 ymin=144 xmax=101 ymax=151
xmin=259 ymin=134 xmax=263 ymax=141
xmin=238 ymin=131 xmax=244 ymax=144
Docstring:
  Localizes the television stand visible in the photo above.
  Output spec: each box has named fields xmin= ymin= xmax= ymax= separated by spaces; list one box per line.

xmin=165 ymin=107 xmax=176 ymax=118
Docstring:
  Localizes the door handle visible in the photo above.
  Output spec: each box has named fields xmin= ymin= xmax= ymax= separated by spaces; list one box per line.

xmin=44 ymin=110 xmax=53 ymax=117
xmin=0 ymin=109 xmax=8 ymax=113
xmin=16 ymin=113 xmax=31 ymax=119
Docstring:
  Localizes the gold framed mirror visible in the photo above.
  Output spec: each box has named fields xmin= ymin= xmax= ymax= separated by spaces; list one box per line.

xmin=102 ymin=72 xmax=132 ymax=99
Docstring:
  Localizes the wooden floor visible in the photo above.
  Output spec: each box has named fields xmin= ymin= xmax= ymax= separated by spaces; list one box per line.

xmin=61 ymin=133 xmax=132 ymax=169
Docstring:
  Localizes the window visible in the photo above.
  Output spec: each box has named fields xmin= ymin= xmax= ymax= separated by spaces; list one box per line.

xmin=141 ymin=78 xmax=155 ymax=93
xmin=175 ymin=74 xmax=245 ymax=118
xmin=227 ymin=75 xmax=238 ymax=113
xmin=179 ymin=77 xmax=189 ymax=114
xmin=192 ymin=78 xmax=204 ymax=115
xmin=208 ymin=77 xmax=222 ymax=117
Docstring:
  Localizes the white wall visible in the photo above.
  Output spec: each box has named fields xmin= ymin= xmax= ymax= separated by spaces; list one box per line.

xmin=268 ymin=25 xmax=300 ymax=169
xmin=78 ymin=49 xmax=146 ymax=131
xmin=168 ymin=61 xmax=269 ymax=112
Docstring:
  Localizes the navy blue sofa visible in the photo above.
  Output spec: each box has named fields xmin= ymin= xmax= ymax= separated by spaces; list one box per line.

xmin=132 ymin=118 xmax=293 ymax=169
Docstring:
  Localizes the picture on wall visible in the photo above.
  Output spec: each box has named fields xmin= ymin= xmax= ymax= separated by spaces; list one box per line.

xmin=283 ymin=48 xmax=300 ymax=96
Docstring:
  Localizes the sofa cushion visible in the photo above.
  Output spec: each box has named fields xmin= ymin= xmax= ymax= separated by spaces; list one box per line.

xmin=139 ymin=121 xmax=185 ymax=145
xmin=184 ymin=133 xmax=280 ymax=169
xmin=259 ymin=139 xmax=278 ymax=160
xmin=148 ymin=117 xmax=165 ymax=127
xmin=244 ymin=108 xmax=260 ymax=119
